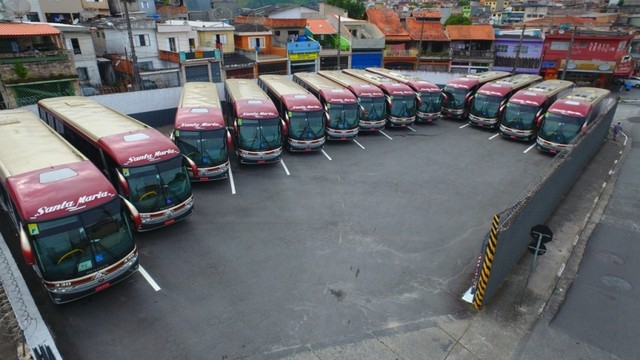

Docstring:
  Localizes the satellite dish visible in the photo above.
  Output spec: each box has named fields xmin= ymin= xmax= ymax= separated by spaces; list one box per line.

xmin=72 ymin=18 xmax=79 ymax=24
xmin=211 ymin=7 xmax=232 ymax=20
xmin=558 ymin=29 xmax=565 ymax=34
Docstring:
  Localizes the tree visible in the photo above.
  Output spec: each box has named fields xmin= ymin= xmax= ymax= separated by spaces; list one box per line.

xmin=457 ymin=0 xmax=470 ymax=6
xmin=444 ymin=14 xmax=472 ymax=26
xmin=326 ymin=0 xmax=365 ymax=19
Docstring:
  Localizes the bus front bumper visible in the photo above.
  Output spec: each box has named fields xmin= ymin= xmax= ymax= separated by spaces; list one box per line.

xmin=441 ymin=108 xmax=466 ymax=119
xmin=536 ymin=137 xmax=572 ymax=154
xmin=138 ymin=196 xmax=194 ymax=231
xmin=415 ymin=111 xmax=440 ymax=123
xmin=359 ymin=119 xmax=387 ymax=131
xmin=288 ymin=137 xmax=326 ymax=152
xmin=388 ymin=115 xmax=416 ymax=127
xmin=190 ymin=161 xmax=230 ymax=182
xmin=499 ymin=125 xmax=535 ymax=142
xmin=238 ymin=147 xmax=283 ymax=164
xmin=468 ymin=114 xmax=499 ymax=128
xmin=327 ymin=127 xmax=358 ymax=140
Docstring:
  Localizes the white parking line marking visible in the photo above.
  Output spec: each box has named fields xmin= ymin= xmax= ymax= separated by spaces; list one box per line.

xmin=407 ymin=126 xmax=416 ymax=132
xmin=322 ymin=149 xmax=332 ymax=161
xmin=459 ymin=123 xmax=470 ymax=129
xmin=379 ymin=130 xmax=393 ymax=140
xmin=139 ymin=265 xmax=161 ymax=292
xmin=228 ymin=167 xmax=236 ymax=195
xmin=353 ymin=140 xmax=365 ymax=149
xmin=281 ymin=159 xmax=291 ymax=176
xmin=523 ymin=144 xmax=536 ymax=153
xmin=488 ymin=133 xmax=500 ymax=140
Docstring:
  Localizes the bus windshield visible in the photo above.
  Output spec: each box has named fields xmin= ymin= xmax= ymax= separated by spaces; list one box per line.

xmin=288 ymin=110 xmax=325 ymax=140
xmin=502 ymin=103 xmax=539 ymax=130
xmin=359 ymin=97 xmax=386 ymax=121
xmin=327 ymin=103 xmax=359 ymax=129
xmin=470 ymin=94 xmax=502 ymax=118
xmin=420 ymin=93 xmax=442 ymax=113
xmin=31 ymin=199 xmax=135 ymax=281
xmin=442 ymin=87 xmax=470 ymax=110
xmin=238 ymin=118 xmax=282 ymax=151
xmin=539 ymin=112 xmax=585 ymax=144
xmin=389 ymin=95 xmax=416 ymax=117
xmin=175 ymin=129 xmax=228 ymax=167
xmin=126 ymin=156 xmax=191 ymax=213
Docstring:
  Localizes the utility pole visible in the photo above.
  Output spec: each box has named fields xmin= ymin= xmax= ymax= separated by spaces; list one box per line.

xmin=561 ymin=26 xmax=577 ymax=81
xmin=416 ymin=19 xmax=425 ymax=70
xmin=123 ymin=0 xmax=141 ymax=91
xmin=512 ymin=25 xmax=525 ymax=75
xmin=336 ymin=15 xmax=341 ymax=70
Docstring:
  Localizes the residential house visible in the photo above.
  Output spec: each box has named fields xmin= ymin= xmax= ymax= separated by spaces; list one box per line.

xmin=407 ymin=11 xmax=450 ymax=72
xmin=306 ymin=18 xmax=349 ymax=71
xmin=518 ymin=16 xmax=597 ymax=33
xmin=326 ymin=14 xmax=385 ymax=69
xmin=446 ymin=25 xmax=495 ymax=73
xmin=40 ymin=0 xmax=83 ymax=24
xmin=231 ymin=22 xmax=270 ymax=78
xmin=51 ymin=23 xmax=101 ymax=86
xmin=492 ymin=28 xmax=543 ymax=74
xmin=0 ymin=22 xmax=79 ymax=109
xmin=366 ymin=9 xmax=416 ymax=70
xmin=0 ymin=0 xmax=44 ymax=22
xmin=541 ymin=29 xmax=635 ymax=87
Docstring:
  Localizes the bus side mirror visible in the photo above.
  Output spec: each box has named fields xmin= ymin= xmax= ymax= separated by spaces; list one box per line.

xmin=281 ymin=119 xmax=288 ymax=135
xmin=498 ymin=100 xmax=507 ymax=116
xmin=120 ymin=196 xmax=142 ymax=230
xmin=169 ymin=130 xmax=175 ymax=141
xmin=465 ymin=93 xmax=473 ymax=106
xmin=535 ymin=110 xmax=544 ymax=126
xmin=19 ymin=225 xmax=35 ymax=265
xmin=116 ymin=170 xmax=130 ymax=197
xmin=226 ymin=130 xmax=233 ymax=150
xmin=359 ymin=105 xmax=366 ymax=118
xmin=324 ymin=110 xmax=331 ymax=125
xmin=183 ymin=155 xmax=198 ymax=177
xmin=415 ymin=92 xmax=423 ymax=106
xmin=441 ymin=93 xmax=449 ymax=103
xmin=385 ymin=95 xmax=392 ymax=111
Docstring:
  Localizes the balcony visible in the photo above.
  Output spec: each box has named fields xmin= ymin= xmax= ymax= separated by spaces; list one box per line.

xmin=451 ymin=50 xmax=494 ymax=60
xmin=0 ymin=49 xmax=76 ymax=85
xmin=236 ymin=47 xmax=288 ymax=61
xmin=158 ymin=49 xmax=221 ymax=64
xmin=419 ymin=50 xmax=451 ymax=60
xmin=0 ymin=49 xmax=70 ymax=65
xmin=384 ymin=49 xmax=418 ymax=58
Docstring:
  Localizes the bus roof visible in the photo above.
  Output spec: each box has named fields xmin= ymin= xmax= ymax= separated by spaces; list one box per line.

xmin=293 ymin=72 xmax=358 ymax=104
xmin=37 ymin=97 xmax=181 ymax=168
xmin=476 ymin=74 xmax=542 ymax=97
xmin=225 ymin=79 xmax=278 ymax=119
xmin=318 ymin=71 xmax=385 ymax=98
xmin=258 ymin=75 xmax=322 ymax=112
xmin=444 ymin=71 xmax=511 ymax=90
xmin=548 ymin=87 xmax=611 ymax=117
xmin=342 ymin=69 xmax=415 ymax=96
xmin=0 ymin=109 xmax=116 ymax=222
xmin=366 ymin=67 xmax=440 ymax=92
xmin=176 ymin=82 xmax=224 ymax=131
xmin=508 ymin=79 xmax=575 ymax=106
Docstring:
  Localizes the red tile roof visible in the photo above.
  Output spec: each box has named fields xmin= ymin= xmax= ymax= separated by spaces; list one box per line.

xmin=366 ymin=9 xmax=411 ymax=42
xmin=0 ymin=22 xmax=60 ymax=36
xmin=412 ymin=10 xmax=442 ymax=19
xmin=522 ymin=16 xmax=596 ymax=27
xmin=446 ymin=25 xmax=494 ymax=41
xmin=406 ymin=18 xmax=448 ymax=41
xmin=306 ymin=19 xmax=336 ymax=35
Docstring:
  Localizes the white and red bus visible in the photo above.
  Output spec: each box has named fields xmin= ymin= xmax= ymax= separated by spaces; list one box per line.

xmin=38 ymin=97 xmax=196 ymax=231
xmin=292 ymin=72 xmax=360 ymax=140
xmin=441 ymin=71 xmax=511 ymax=119
xmin=343 ymin=68 xmax=417 ymax=127
xmin=257 ymin=75 xmax=326 ymax=151
xmin=318 ymin=70 xmax=387 ymax=131
xmin=0 ymin=109 xmax=139 ymax=304
xmin=467 ymin=74 xmax=542 ymax=129
xmin=224 ymin=79 xmax=284 ymax=164
xmin=366 ymin=67 xmax=442 ymax=123
xmin=173 ymin=82 xmax=232 ymax=181
xmin=536 ymin=87 xmax=615 ymax=154
xmin=499 ymin=80 xmax=575 ymax=142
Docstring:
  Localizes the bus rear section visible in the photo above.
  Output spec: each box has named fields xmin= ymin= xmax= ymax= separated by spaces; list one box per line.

xmin=441 ymin=71 xmax=511 ymax=120
xmin=292 ymin=72 xmax=359 ymax=140
xmin=38 ymin=97 xmax=195 ymax=232
xmin=0 ymin=109 xmax=139 ymax=304
xmin=499 ymin=80 xmax=575 ymax=142
xmin=224 ymin=79 xmax=284 ymax=164
xmin=174 ymin=82 xmax=232 ymax=181
xmin=467 ymin=74 xmax=542 ymax=129
xmin=318 ymin=70 xmax=387 ymax=131
xmin=258 ymin=75 xmax=326 ymax=152
xmin=536 ymin=87 xmax=615 ymax=154
xmin=343 ymin=69 xmax=417 ymax=127
xmin=366 ymin=67 xmax=442 ymax=123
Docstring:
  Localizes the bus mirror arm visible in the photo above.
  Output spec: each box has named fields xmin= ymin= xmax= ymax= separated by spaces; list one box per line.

xmin=359 ymin=105 xmax=366 ymax=119
xmin=120 ymin=197 xmax=141 ymax=230
xmin=19 ymin=225 xmax=35 ymax=265
xmin=226 ymin=130 xmax=233 ymax=150
xmin=116 ymin=170 xmax=130 ymax=197
xmin=324 ymin=111 xmax=331 ymax=125
xmin=183 ymin=155 xmax=198 ymax=177
xmin=415 ymin=93 xmax=423 ymax=106
xmin=281 ymin=119 xmax=288 ymax=135
xmin=385 ymin=95 xmax=392 ymax=111
xmin=169 ymin=130 xmax=175 ymax=141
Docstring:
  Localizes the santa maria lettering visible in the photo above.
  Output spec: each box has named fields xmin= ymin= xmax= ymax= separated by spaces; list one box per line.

xmin=33 ymin=191 xmax=115 ymax=218
xmin=126 ymin=148 xmax=179 ymax=164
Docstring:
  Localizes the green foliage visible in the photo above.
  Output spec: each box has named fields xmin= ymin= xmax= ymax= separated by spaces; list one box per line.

xmin=457 ymin=0 xmax=470 ymax=6
xmin=13 ymin=63 xmax=28 ymax=80
xmin=444 ymin=14 xmax=472 ymax=26
xmin=326 ymin=0 xmax=365 ymax=19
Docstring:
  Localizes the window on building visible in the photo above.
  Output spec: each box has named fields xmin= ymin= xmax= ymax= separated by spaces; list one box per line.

xmin=27 ymin=12 xmax=40 ymax=22
xmin=249 ymin=37 xmax=265 ymax=49
xmin=71 ymin=38 xmax=81 ymax=54
xmin=141 ymin=1 xmax=149 ymax=9
xmin=514 ymin=45 xmax=529 ymax=54
xmin=169 ymin=37 xmax=177 ymax=52
xmin=275 ymin=30 xmax=280 ymax=36
xmin=495 ymin=44 xmax=508 ymax=53
xmin=138 ymin=61 xmax=153 ymax=71
xmin=189 ymin=38 xmax=195 ymax=51
xmin=550 ymin=41 xmax=570 ymax=51
xmin=136 ymin=34 xmax=150 ymax=47
xmin=77 ymin=67 xmax=88 ymax=81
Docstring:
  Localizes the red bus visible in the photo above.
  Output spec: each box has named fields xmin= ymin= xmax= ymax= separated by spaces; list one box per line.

xmin=173 ymin=82 xmax=232 ymax=181
xmin=366 ymin=67 xmax=442 ymax=123
xmin=224 ymin=79 xmax=284 ymax=164
xmin=537 ymin=87 xmax=615 ymax=153
xmin=257 ymin=75 xmax=326 ymax=151
xmin=467 ymin=74 xmax=542 ymax=129
xmin=343 ymin=68 xmax=417 ymax=127
xmin=318 ymin=70 xmax=387 ymax=131
xmin=499 ymin=80 xmax=575 ymax=141
xmin=292 ymin=72 xmax=360 ymax=140
xmin=441 ymin=71 xmax=511 ymax=119
xmin=0 ymin=109 xmax=139 ymax=304
xmin=38 ymin=97 xmax=196 ymax=231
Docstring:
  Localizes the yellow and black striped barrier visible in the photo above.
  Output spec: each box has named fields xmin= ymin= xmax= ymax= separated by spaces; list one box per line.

xmin=473 ymin=214 xmax=500 ymax=310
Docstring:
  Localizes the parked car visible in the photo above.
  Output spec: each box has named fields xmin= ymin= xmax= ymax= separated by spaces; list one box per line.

xmin=614 ymin=76 xmax=640 ymax=88
xmin=141 ymin=80 xmax=158 ymax=90
xmin=81 ymin=85 xmax=100 ymax=96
